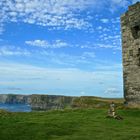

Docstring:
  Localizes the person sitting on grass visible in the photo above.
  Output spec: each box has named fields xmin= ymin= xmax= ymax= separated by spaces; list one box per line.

xmin=107 ymin=102 xmax=123 ymax=120
xmin=109 ymin=101 xmax=116 ymax=117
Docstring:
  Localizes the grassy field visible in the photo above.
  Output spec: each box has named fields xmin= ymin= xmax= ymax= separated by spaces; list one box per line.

xmin=72 ymin=97 xmax=124 ymax=109
xmin=0 ymin=109 xmax=140 ymax=140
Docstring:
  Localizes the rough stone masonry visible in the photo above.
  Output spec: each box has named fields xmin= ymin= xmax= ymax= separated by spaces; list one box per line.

xmin=121 ymin=2 xmax=140 ymax=107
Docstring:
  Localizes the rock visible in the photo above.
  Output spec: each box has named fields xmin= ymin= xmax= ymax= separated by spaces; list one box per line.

xmin=0 ymin=94 xmax=124 ymax=111
xmin=0 ymin=94 xmax=30 ymax=104
xmin=30 ymin=94 xmax=75 ymax=111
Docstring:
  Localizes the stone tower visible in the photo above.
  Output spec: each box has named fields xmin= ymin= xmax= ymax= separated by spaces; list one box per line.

xmin=121 ymin=2 xmax=140 ymax=107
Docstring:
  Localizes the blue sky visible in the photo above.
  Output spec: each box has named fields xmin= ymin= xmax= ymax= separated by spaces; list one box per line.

xmin=0 ymin=0 xmax=139 ymax=97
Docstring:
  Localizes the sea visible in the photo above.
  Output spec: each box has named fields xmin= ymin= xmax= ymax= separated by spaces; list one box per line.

xmin=0 ymin=103 xmax=31 ymax=112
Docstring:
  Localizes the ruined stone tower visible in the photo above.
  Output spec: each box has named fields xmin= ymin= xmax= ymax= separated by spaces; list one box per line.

xmin=121 ymin=2 xmax=140 ymax=107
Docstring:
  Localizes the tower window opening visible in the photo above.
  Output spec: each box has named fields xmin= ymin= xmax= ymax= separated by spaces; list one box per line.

xmin=131 ymin=25 xmax=140 ymax=39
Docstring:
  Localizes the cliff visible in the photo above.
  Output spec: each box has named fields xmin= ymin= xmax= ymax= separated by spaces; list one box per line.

xmin=0 ymin=94 xmax=124 ymax=111
xmin=0 ymin=94 xmax=76 ymax=110
xmin=0 ymin=94 xmax=30 ymax=104
xmin=30 ymin=94 xmax=76 ymax=110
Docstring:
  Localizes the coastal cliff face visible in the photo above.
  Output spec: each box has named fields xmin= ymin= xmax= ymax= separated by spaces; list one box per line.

xmin=0 ymin=94 xmax=124 ymax=111
xmin=30 ymin=95 xmax=75 ymax=111
xmin=0 ymin=94 xmax=76 ymax=111
xmin=0 ymin=94 xmax=30 ymax=104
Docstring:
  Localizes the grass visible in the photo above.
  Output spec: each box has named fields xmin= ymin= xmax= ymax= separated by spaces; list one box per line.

xmin=72 ymin=96 xmax=125 ymax=109
xmin=0 ymin=108 xmax=140 ymax=140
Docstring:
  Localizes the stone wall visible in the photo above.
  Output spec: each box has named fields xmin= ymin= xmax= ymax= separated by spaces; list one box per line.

xmin=121 ymin=2 xmax=140 ymax=107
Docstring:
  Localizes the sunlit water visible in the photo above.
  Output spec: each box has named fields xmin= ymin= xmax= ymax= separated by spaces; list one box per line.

xmin=0 ymin=103 xmax=31 ymax=112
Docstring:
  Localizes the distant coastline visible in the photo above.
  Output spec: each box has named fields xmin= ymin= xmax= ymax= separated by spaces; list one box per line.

xmin=0 ymin=94 xmax=124 ymax=112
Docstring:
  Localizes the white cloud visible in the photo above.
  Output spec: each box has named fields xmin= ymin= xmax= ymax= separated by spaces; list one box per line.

xmin=132 ymin=0 xmax=140 ymax=4
xmin=25 ymin=39 xmax=68 ymax=48
xmin=100 ymin=18 xmax=109 ymax=23
xmin=0 ymin=18 xmax=5 ymax=34
xmin=110 ymin=0 xmax=130 ymax=12
xmin=0 ymin=46 xmax=31 ymax=56
xmin=87 ymin=43 xmax=121 ymax=51
xmin=111 ymin=0 xmax=129 ymax=6
xmin=0 ymin=44 xmax=95 ymax=68
xmin=0 ymin=0 xmax=96 ymax=31
xmin=0 ymin=44 xmax=121 ymax=72
xmin=0 ymin=62 xmax=123 ymax=97
xmin=80 ymin=91 xmax=86 ymax=95
xmin=75 ymin=40 xmax=121 ymax=50
xmin=105 ymin=87 xmax=120 ymax=95
xmin=111 ymin=17 xmax=120 ymax=24
xmin=97 ymin=26 xmax=103 ymax=30
xmin=97 ymin=44 xmax=116 ymax=49
xmin=82 ymin=52 xmax=96 ymax=58
xmin=0 ymin=0 xmax=133 ymax=33
xmin=0 ymin=26 xmax=4 ymax=34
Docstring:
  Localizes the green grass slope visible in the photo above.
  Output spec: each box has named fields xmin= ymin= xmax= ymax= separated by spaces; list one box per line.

xmin=72 ymin=97 xmax=124 ymax=109
xmin=0 ymin=109 xmax=140 ymax=140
